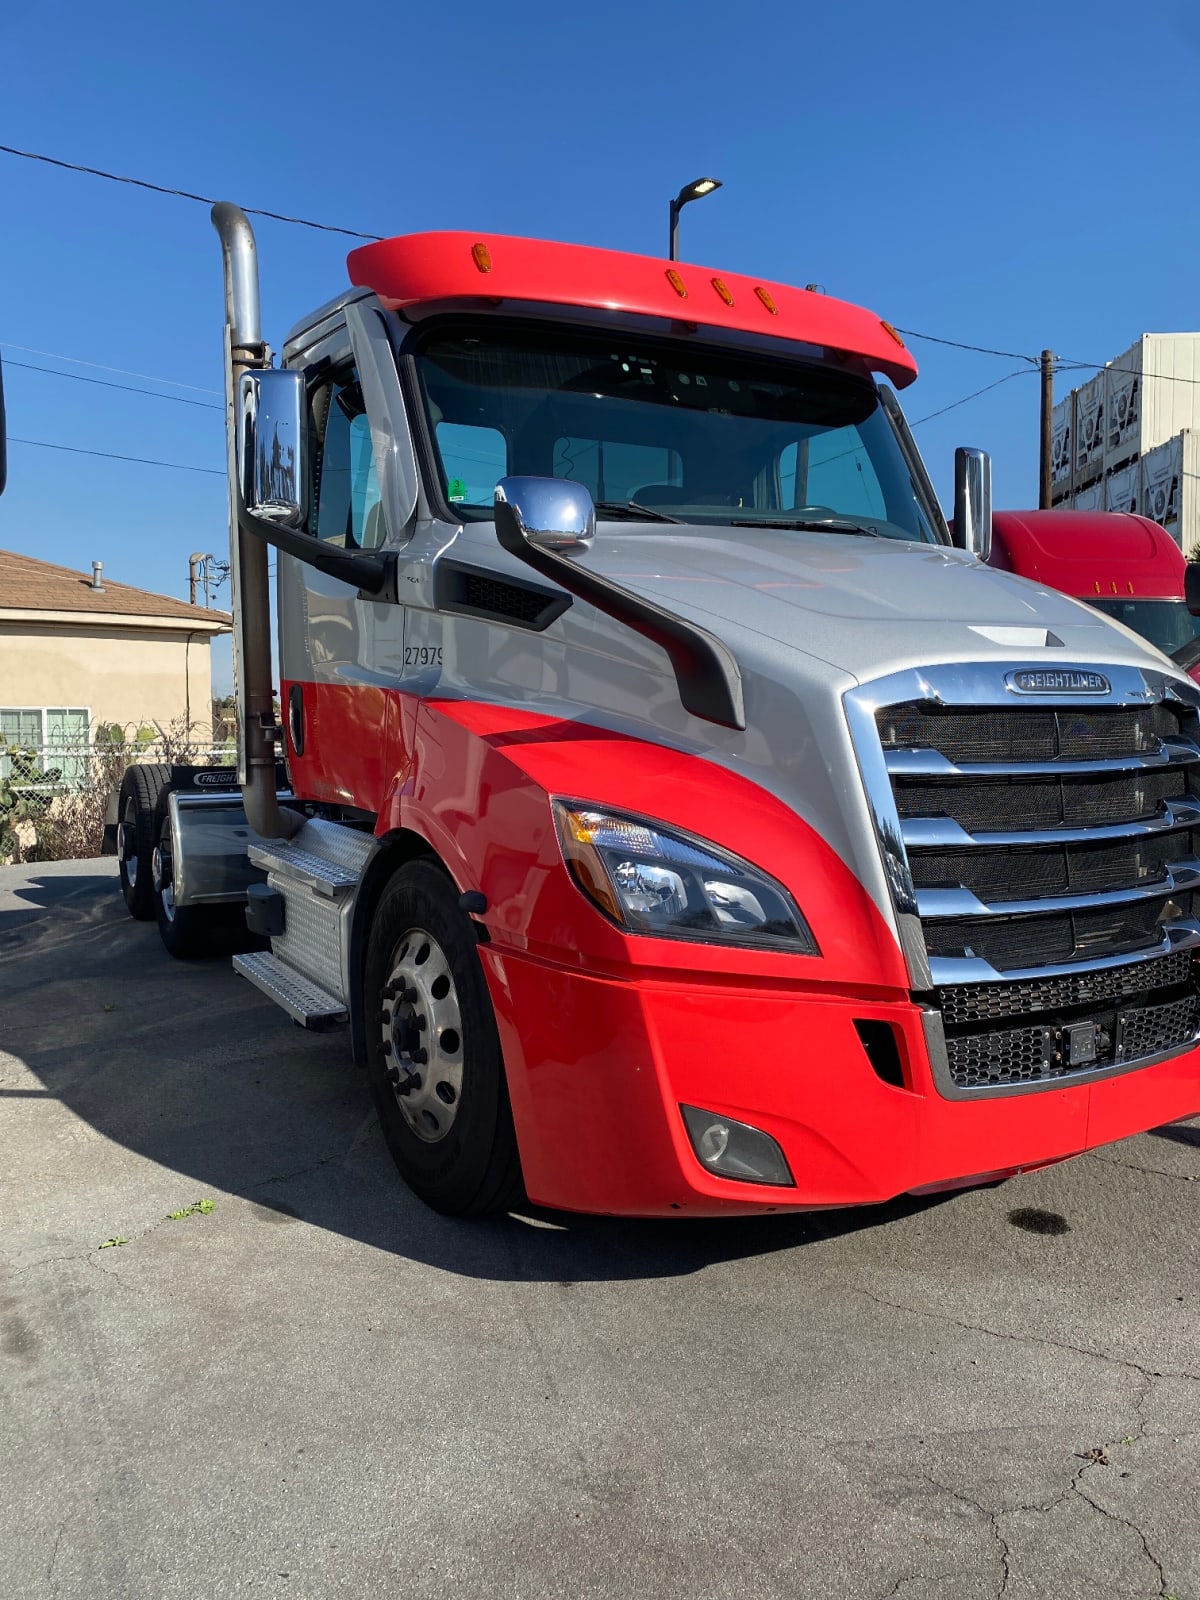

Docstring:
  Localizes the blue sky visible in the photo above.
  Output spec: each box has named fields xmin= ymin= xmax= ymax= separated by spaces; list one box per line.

xmin=1 ymin=0 xmax=1196 ymax=692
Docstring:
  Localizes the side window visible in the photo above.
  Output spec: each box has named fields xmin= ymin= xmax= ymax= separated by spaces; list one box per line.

xmin=553 ymin=438 xmax=682 ymax=502
xmin=435 ymin=421 xmax=508 ymax=506
xmin=311 ymin=375 xmax=385 ymax=550
xmin=781 ymin=432 xmax=887 ymax=520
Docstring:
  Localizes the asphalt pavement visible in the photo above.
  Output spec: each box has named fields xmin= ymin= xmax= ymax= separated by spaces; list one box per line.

xmin=2 ymin=858 xmax=1199 ymax=1600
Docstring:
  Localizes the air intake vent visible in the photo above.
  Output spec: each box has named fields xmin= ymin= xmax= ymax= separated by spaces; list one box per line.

xmin=435 ymin=561 xmax=571 ymax=632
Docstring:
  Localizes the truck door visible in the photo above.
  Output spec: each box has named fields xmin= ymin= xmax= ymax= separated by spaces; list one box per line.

xmin=278 ymin=306 xmax=418 ymax=815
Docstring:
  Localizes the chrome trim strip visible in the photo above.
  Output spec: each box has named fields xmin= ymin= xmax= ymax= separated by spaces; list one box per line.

xmin=858 ymin=660 xmax=1192 ymax=711
xmin=901 ymin=799 xmax=1200 ymax=849
xmin=926 ymin=919 xmax=1200 ymax=988
xmin=916 ymin=860 xmax=1200 ymax=920
xmin=885 ymin=737 xmax=1200 ymax=779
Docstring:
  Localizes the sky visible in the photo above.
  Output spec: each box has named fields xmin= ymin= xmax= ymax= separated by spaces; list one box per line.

xmin=2 ymin=0 xmax=1198 ymax=694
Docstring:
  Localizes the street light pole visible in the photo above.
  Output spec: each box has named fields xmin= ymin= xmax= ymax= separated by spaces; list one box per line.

xmin=668 ymin=177 xmax=723 ymax=260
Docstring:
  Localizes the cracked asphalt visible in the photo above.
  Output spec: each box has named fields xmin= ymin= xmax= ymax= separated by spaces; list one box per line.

xmin=2 ymin=859 xmax=1200 ymax=1600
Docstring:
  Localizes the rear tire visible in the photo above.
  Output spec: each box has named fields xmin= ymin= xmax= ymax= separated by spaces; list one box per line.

xmin=364 ymin=860 xmax=522 ymax=1216
xmin=153 ymin=812 xmax=251 ymax=960
xmin=117 ymin=764 xmax=170 ymax=920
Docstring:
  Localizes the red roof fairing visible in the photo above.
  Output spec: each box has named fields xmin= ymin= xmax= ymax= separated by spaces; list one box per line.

xmin=346 ymin=231 xmax=919 ymax=389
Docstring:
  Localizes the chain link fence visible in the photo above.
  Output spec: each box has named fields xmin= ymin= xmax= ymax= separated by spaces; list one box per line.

xmin=1 ymin=726 xmax=237 ymax=865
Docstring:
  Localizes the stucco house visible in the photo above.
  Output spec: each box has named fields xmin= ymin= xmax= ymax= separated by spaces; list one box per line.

xmin=0 ymin=548 xmax=230 ymax=765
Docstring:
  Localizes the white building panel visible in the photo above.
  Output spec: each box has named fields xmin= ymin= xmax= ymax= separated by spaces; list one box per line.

xmin=1073 ymin=481 xmax=1104 ymax=512
xmin=1075 ymin=373 xmax=1106 ymax=482
xmin=1105 ymin=460 xmax=1140 ymax=513
xmin=1051 ymin=395 xmax=1073 ymax=498
xmin=1105 ymin=340 xmax=1142 ymax=464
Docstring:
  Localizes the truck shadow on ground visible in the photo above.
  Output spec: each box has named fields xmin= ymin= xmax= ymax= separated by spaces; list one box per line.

xmin=2 ymin=866 xmax=963 ymax=1283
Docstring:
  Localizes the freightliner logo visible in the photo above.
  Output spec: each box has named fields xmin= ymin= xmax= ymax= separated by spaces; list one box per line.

xmin=1006 ymin=669 xmax=1111 ymax=695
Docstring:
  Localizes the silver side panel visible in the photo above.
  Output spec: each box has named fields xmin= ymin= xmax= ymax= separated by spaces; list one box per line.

xmin=168 ymin=792 xmax=271 ymax=907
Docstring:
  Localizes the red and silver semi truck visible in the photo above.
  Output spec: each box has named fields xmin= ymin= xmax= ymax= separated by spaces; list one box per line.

xmin=990 ymin=509 xmax=1200 ymax=684
xmin=48 ymin=207 xmax=1200 ymax=1218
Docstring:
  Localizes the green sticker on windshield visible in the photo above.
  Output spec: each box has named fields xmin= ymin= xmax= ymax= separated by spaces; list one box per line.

xmin=447 ymin=477 xmax=468 ymax=502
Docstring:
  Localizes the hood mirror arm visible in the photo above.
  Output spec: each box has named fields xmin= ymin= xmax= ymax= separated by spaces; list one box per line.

xmin=493 ymin=477 xmax=745 ymax=730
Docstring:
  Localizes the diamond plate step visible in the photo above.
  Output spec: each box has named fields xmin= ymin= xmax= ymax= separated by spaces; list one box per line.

xmin=246 ymin=840 xmax=358 ymax=898
xmin=233 ymin=950 xmax=347 ymax=1028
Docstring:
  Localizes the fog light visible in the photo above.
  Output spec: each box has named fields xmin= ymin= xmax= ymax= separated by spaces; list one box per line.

xmin=680 ymin=1105 xmax=794 ymax=1187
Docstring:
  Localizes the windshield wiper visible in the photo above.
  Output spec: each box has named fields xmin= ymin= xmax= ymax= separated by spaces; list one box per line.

xmin=594 ymin=499 xmax=683 ymax=524
xmin=728 ymin=516 xmax=882 ymax=537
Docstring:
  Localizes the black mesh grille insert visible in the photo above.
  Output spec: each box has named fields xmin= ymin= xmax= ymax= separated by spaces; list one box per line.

xmin=462 ymin=574 xmax=556 ymax=624
xmin=938 ymin=949 xmax=1195 ymax=1026
xmin=895 ymin=769 xmax=1191 ymax=834
xmin=924 ymin=894 xmax=1191 ymax=970
xmin=943 ymin=988 xmax=1200 ymax=1090
xmin=909 ymin=833 xmax=1193 ymax=902
xmin=877 ymin=702 xmax=1183 ymax=762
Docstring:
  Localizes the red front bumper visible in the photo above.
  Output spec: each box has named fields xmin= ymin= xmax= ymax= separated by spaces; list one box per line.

xmin=484 ymin=947 xmax=1200 ymax=1216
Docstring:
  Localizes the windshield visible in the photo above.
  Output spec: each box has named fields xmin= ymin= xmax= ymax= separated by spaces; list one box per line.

xmin=1087 ymin=597 xmax=1200 ymax=658
xmin=413 ymin=320 xmax=942 ymax=541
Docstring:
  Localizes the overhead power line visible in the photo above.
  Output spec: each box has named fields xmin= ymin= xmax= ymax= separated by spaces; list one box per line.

xmin=894 ymin=328 xmax=1040 ymax=365
xmin=3 ymin=357 xmax=223 ymax=409
xmin=1 ymin=342 xmax=221 ymax=394
xmin=0 ymin=142 xmax=383 ymax=242
xmin=9 ymin=436 xmax=224 ymax=475
xmin=909 ymin=367 xmax=1035 ymax=426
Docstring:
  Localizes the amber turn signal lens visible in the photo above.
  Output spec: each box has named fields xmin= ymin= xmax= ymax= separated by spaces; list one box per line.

xmin=880 ymin=320 xmax=906 ymax=347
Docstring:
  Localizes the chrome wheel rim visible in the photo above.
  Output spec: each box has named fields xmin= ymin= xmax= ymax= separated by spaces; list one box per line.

xmin=153 ymin=837 xmax=175 ymax=922
xmin=380 ymin=928 xmax=463 ymax=1144
xmin=121 ymin=804 xmax=137 ymax=886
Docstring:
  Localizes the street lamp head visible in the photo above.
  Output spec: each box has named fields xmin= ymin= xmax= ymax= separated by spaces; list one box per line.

xmin=674 ymin=177 xmax=723 ymax=207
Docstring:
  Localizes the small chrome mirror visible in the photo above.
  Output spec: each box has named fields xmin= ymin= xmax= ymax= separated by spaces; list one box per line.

xmin=494 ymin=476 xmax=595 ymax=553
xmin=238 ymin=369 xmax=306 ymax=529
xmin=953 ymin=446 xmax=992 ymax=563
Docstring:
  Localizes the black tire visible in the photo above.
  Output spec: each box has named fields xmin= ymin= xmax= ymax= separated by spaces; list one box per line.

xmin=153 ymin=811 xmax=251 ymax=960
xmin=117 ymin=763 xmax=170 ymax=920
xmin=364 ymin=860 xmax=522 ymax=1216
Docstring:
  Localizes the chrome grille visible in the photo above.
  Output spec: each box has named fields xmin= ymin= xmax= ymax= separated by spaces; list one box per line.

xmin=846 ymin=663 xmax=1200 ymax=1098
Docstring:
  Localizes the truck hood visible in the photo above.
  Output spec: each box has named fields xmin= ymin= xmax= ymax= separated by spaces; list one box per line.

xmin=577 ymin=523 xmax=1173 ymax=682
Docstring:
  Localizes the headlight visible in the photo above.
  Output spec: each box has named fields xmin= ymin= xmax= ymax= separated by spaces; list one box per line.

xmin=553 ymin=801 xmax=818 ymax=953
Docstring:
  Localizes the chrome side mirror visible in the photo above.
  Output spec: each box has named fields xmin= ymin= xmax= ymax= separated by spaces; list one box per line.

xmin=953 ymin=447 xmax=992 ymax=563
xmin=237 ymin=369 xmax=307 ymax=529
xmin=493 ymin=476 xmax=595 ymax=553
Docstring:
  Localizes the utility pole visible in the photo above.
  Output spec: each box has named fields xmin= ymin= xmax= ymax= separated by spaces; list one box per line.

xmin=189 ymin=552 xmax=206 ymax=607
xmin=1039 ymin=350 xmax=1055 ymax=509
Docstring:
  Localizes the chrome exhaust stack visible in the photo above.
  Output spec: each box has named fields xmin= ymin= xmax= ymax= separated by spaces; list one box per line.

xmin=211 ymin=202 xmax=301 ymax=840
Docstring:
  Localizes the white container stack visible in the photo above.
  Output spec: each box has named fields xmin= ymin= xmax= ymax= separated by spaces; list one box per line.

xmin=1105 ymin=460 xmax=1140 ymax=514
xmin=1050 ymin=334 xmax=1200 ymax=551
xmin=1074 ymin=373 xmax=1107 ymax=481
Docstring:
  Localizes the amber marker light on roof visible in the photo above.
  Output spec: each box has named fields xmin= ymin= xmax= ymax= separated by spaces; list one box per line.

xmin=881 ymin=320 xmax=905 ymax=347
xmin=471 ymin=242 xmax=493 ymax=273
xmin=711 ymin=277 xmax=735 ymax=306
xmin=665 ymin=269 xmax=688 ymax=299
xmin=754 ymin=286 xmax=778 ymax=315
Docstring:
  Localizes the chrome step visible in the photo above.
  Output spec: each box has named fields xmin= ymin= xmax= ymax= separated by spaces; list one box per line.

xmin=246 ymin=840 xmax=358 ymax=898
xmin=233 ymin=950 xmax=348 ymax=1028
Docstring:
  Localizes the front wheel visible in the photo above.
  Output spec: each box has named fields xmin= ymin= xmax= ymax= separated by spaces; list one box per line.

xmin=364 ymin=860 xmax=522 ymax=1216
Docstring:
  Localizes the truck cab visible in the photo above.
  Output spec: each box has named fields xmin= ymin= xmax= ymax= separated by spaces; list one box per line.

xmin=990 ymin=509 xmax=1200 ymax=683
xmin=97 ymin=217 xmax=1200 ymax=1218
